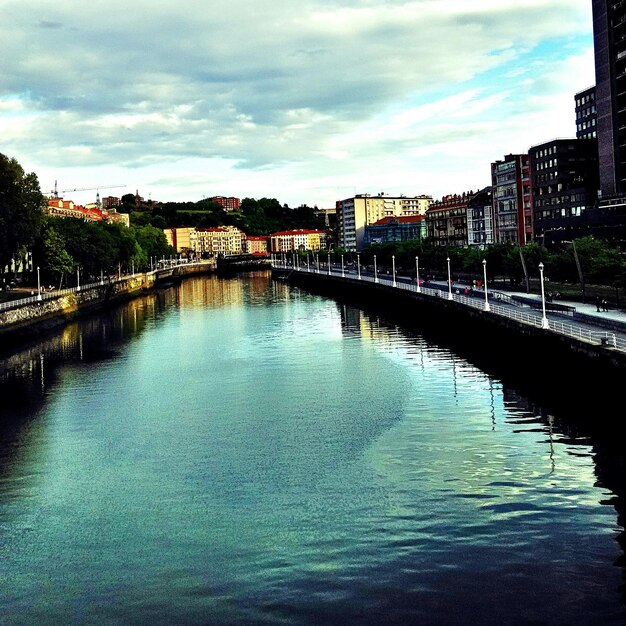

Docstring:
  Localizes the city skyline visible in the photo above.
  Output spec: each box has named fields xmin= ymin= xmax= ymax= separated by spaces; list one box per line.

xmin=2 ymin=0 xmax=595 ymax=208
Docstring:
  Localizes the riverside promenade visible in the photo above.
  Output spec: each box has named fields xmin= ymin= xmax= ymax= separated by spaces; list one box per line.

xmin=0 ymin=261 xmax=215 ymax=347
xmin=272 ymin=259 xmax=626 ymax=356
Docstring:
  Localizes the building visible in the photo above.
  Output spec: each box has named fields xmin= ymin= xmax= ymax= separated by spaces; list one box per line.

xmin=491 ymin=154 xmax=533 ymax=244
xmin=209 ymin=196 xmax=241 ymax=212
xmin=466 ymin=187 xmax=495 ymax=247
xmin=164 ymin=227 xmax=198 ymax=254
xmin=529 ymin=138 xmax=599 ymax=243
xmin=592 ymin=0 xmax=626 ymax=199
xmin=102 ymin=196 xmax=121 ymax=210
xmin=196 ymin=226 xmax=245 ymax=256
xmin=47 ymin=198 xmax=130 ymax=227
xmin=336 ymin=194 xmax=432 ymax=251
xmin=425 ymin=192 xmax=473 ymax=248
xmin=269 ymin=229 xmax=328 ymax=252
xmin=245 ymin=236 xmax=269 ymax=255
xmin=575 ymin=86 xmax=598 ymax=140
xmin=363 ymin=216 xmax=426 ymax=246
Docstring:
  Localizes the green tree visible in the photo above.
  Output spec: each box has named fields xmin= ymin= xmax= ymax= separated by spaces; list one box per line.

xmin=34 ymin=220 xmax=75 ymax=287
xmin=0 ymin=153 xmax=45 ymax=273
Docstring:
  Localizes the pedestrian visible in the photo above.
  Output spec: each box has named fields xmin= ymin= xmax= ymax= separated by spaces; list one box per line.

xmin=596 ymin=296 xmax=602 ymax=312
xmin=602 ymin=298 xmax=609 ymax=312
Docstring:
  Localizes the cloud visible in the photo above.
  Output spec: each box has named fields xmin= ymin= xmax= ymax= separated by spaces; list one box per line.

xmin=1 ymin=0 xmax=594 ymax=206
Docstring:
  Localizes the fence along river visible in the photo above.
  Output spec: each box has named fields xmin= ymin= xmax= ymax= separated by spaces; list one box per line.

xmin=0 ymin=273 xmax=624 ymax=624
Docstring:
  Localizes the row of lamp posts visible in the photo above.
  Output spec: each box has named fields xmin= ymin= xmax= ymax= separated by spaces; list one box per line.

xmin=271 ymin=251 xmax=549 ymax=329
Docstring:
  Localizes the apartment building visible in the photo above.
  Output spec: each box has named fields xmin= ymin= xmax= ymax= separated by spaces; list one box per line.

xmin=269 ymin=229 xmax=328 ymax=252
xmin=336 ymin=194 xmax=432 ymax=251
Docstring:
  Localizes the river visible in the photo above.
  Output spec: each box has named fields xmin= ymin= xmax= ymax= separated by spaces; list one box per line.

xmin=1 ymin=273 xmax=624 ymax=624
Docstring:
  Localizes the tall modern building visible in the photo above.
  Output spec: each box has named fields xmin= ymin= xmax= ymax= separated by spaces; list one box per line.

xmin=529 ymin=138 xmax=599 ymax=243
xmin=592 ymin=0 xmax=626 ymax=199
xmin=575 ymin=86 xmax=598 ymax=139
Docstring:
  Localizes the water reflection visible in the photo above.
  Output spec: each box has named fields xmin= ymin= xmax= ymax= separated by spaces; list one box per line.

xmin=0 ymin=273 xmax=624 ymax=623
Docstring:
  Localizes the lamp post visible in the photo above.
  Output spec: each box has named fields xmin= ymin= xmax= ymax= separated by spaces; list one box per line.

xmin=76 ymin=267 xmax=81 ymax=292
xmin=482 ymin=259 xmax=490 ymax=312
xmin=307 ymin=253 xmax=310 ymax=272
xmin=447 ymin=256 xmax=453 ymax=300
xmin=392 ymin=255 xmax=397 ymax=287
xmin=357 ymin=254 xmax=361 ymax=280
xmin=37 ymin=266 xmax=41 ymax=301
xmin=415 ymin=256 xmax=421 ymax=293
xmin=316 ymin=253 xmax=320 ymax=273
xmin=341 ymin=254 xmax=345 ymax=277
xmin=327 ymin=251 xmax=331 ymax=275
xmin=100 ymin=269 xmax=104 ymax=285
xmin=539 ymin=262 xmax=550 ymax=329
xmin=374 ymin=255 xmax=378 ymax=283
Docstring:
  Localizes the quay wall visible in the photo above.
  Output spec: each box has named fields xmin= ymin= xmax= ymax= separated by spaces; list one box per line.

xmin=274 ymin=268 xmax=626 ymax=387
xmin=0 ymin=262 xmax=215 ymax=348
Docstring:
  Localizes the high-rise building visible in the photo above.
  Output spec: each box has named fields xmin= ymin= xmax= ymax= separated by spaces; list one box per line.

xmin=490 ymin=155 xmax=533 ymax=244
xmin=592 ymin=0 xmax=626 ymax=198
xmin=529 ymin=138 xmax=599 ymax=243
xmin=575 ymin=86 xmax=598 ymax=139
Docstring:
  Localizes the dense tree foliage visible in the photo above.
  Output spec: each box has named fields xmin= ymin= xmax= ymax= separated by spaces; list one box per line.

xmin=133 ymin=197 xmax=326 ymax=235
xmin=0 ymin=152 xmax=45 ymax=273
xmin=348 ymin=237 xmax=626 ymax=292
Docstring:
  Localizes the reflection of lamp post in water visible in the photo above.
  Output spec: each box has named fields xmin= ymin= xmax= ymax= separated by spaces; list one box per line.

xmin=539 ymin=262 xmax=550 ymax=329
xmin=482 ymin=259 xmax=490 ymax=312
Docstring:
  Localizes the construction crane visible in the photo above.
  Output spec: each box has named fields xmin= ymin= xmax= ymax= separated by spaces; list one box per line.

xmin=51 ymin=181 xmax=126 ymax=207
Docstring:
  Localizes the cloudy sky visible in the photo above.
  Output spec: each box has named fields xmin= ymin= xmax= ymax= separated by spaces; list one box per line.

xmin=1 ymin=0 xmax=594 ymax=208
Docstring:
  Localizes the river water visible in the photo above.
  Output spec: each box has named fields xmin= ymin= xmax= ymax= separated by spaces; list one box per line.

xmin=0 ymin=273 xmax=624 ymax=625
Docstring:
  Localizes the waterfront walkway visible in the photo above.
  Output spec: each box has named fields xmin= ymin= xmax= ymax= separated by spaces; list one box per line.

xmin=274 ymin=262 xmax=626 ymax=355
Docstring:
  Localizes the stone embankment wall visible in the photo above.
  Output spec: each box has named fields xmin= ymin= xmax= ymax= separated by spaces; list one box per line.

xmin=0 ymin=263 xmax=214 ymax=347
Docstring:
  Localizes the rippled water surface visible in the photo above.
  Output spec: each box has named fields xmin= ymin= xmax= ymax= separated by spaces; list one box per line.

xmin=1 ymin=274 xmax=625 ymax=624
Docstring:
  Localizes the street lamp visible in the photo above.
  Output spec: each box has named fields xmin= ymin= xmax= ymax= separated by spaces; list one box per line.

xmin=341 ymin=254 xmax=345 ymax=277
xmin=415 ymin=256 xmax=421 ymax=293
xmin=482 ymin=259 xmax=490 ymax=312
xmin=539 ymin=262 xmax=550 ymax=329
xmin=357 ymin=254 xmax=361 ymax=280
xmin=374 ymin=255 xmax=379 ymax=283
xmin=76 ymin=267 xmax=81 ymax=292
xmin=392 ymin=255 xmax=397 ymax=287
xmin=37 ymin=266 xmax=41 ymax=301
xmin=447 ymin=256 xmax=453 ymax=300
xmin=100 ymin=269 xmax=104 ymax=285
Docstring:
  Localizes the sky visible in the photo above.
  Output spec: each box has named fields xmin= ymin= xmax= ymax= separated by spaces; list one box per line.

xmin=1 ymin=0 xmax=595 ymax=209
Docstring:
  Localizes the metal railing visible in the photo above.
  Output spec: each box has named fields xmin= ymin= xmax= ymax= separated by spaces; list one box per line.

xmin=275 ymin=262 xmax=626 ymax=354
xmin=0 ymin=262 xmax=206 ymax=314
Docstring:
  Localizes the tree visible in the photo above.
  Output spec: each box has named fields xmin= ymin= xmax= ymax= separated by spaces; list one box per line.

xmin=34 ymin=220 xmax=75 ymax=287
xmin=0 ymin=153 xmax=45 ymax=273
